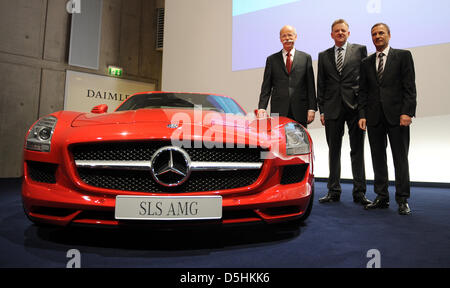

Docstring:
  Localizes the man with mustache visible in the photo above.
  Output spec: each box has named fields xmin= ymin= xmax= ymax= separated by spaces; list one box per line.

xmin=358 ymin=23 xmax=417 ymax=215
xmin=257 ymin=25 xmax=317 ymax=128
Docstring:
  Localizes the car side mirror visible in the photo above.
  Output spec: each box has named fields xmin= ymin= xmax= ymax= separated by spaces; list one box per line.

xmin=91 ymin=104 xmax=108 ymax=114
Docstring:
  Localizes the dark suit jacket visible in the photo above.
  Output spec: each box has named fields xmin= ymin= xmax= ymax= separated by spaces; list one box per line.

xmin=317 ymin=43 xmax=367 ymax=119
xmin=258 ymin=49 xmax=317 ymax=125
xmin=358 ymin=48 xmax=417 ymax=126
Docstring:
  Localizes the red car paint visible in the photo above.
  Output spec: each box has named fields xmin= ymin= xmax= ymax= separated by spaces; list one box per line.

xmin=22 ymin=92 xmax=314 ymax=228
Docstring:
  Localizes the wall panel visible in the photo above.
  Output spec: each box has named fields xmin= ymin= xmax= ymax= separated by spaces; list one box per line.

xmin=0 ymin=0 xmax=47 ymax=58
xmin=39 ymin=69 xmax=66 ymax=118
xmin=0 ymin=0 xmax=163 ymax=178
xmin=119 ymin=0 xmax=141 ymax=76
xmin=0 ymin=63 xmax=41 ymax=177
xmin=43 ymin=0 xmax=70 ymax=62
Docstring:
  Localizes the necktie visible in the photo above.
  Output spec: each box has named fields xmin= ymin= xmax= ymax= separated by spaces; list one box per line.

xmin=377 ymin=52 xmax=385 ymax=80
xmin=336 ymin=47 xmax=343 ymax=74
xmin=286 ymin=51 xmax=292 ymax=74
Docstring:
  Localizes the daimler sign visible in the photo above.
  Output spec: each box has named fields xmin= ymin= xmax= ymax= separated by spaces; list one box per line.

xmin=86 ymin=89 xmax=130 ymax=102
xmin=64 ymin=70 xmax=155 ymax=112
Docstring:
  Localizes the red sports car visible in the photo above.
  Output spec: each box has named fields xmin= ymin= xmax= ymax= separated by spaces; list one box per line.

xmin=22 ymin=92 xmax=314 ymax=228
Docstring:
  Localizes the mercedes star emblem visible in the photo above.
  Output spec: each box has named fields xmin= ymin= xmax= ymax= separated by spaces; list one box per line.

xmin=150 ymin=146 xmax=191 ymax=187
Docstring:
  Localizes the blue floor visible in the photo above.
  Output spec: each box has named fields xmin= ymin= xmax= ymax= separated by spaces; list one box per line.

xmin=0 ymin=178 xmax=449 ymax=268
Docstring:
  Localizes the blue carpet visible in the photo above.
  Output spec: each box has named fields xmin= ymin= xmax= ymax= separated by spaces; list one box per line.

xmin=0 ymin=178 xmax=449 ymax=268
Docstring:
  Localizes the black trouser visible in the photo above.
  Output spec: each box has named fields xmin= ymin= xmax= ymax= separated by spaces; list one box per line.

xmin=325 ymin=102 xmax=366 ymax=196
xmin=287 ymin=105 xmax=307 ymax=128
xmin=367 ymin=110 xmax=410 ymax=204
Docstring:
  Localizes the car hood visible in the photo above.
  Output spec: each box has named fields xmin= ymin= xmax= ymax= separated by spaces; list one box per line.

xmin=71 ymin=108 xmax=276 ymax=131
xmin=71 ymin=109 xmax=181 ymax=127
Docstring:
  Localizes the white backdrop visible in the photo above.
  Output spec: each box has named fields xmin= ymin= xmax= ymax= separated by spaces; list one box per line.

xmin=162 ymin=0 xmax=450 ymax=184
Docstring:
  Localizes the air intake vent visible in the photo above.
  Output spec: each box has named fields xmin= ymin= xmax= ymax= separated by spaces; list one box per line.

xmin=27 ymin=161 xmax=58 ymax=183
xmin=156 ymin=8 xmax=164 ymax=51
xmin=280 ymin=164 xmax=309 ymax=185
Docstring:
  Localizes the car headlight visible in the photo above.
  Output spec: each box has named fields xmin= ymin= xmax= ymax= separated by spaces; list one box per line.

xmin=285 ymin=122 xmax=310 ymax=155
xmin=26 ymin=116 xmax=57 ymax=152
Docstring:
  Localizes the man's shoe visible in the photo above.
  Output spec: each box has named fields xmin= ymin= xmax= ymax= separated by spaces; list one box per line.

xmin=364 ymin=197 xmax=389 ymax=210
xmin=319 ymin=193 xmax=340 ymax=203
xmin=353 ymin=195 xmax=373 ymax=205
xmin=398 ymin=202 xmax=411 ymax=215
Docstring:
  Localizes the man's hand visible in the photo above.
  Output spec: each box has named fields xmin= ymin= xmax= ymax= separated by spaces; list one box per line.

xmin=320 ymin=114 xmax=325 ymax=126
xmin=256 ymin=109 xmax=268 ymax=119
xmin=358 ymin=118 xmax=367 ymax=131
xmin=400 ymin=114 xmax=412 ymax=126
xmin=307 ymin=110 xmax=315 ymax=124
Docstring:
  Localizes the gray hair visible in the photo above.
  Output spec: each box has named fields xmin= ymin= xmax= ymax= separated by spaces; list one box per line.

xmin=280 ymin=25 xmax=297 ymax=36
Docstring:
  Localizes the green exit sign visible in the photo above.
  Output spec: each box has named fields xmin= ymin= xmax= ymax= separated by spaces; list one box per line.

xmin=108 ymin=66 xmax=123 ymax=76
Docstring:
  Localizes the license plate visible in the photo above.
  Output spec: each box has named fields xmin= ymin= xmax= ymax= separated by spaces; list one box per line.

xmin=115 ymin=195 xmax=222 ymax=220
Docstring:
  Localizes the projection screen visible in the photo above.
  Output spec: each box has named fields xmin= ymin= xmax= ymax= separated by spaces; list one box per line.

xmin=162 ymin=0 xmax=450 ymax=184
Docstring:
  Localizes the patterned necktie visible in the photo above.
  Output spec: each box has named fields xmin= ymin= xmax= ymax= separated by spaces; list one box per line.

xmin=377 ymin=52 xmax=385 ymax=80
xmin=336 ymin=47 xmax=344 ymax=74
xmin=286 ymin=51 xmax=292 ymax=74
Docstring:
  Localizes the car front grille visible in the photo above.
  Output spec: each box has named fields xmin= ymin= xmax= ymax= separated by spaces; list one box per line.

xmin=77 ymin=168 xmax=261 ymax=193
xmin=71 ymin=141 xmax=264 ymax=162
xmin=71 ymin=141 xmax=265 ymax=193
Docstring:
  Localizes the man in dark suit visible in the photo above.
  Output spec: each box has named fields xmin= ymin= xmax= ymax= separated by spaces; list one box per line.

xmin=257 ymin=25 xmax=317 ymax=127
xmin=358 ymin=23 xmax=417 ymax=215
xmin=317 ymin=19 xmax=371 ymax=205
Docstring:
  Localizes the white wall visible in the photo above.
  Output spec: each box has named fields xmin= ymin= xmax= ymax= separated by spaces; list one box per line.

xmin=162 ymin=0 xmax=450 ymax=184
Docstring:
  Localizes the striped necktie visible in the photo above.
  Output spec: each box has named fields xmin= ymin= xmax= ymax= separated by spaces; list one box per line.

xmin=336 ymin=47 xmax=344 ymax=74
xmin=377 ymin=52 xmax=385 ymax=80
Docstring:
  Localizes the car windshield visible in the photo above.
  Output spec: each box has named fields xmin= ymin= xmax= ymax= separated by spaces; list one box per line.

xmin=116 ymin=93 xmax=245 ymax=115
